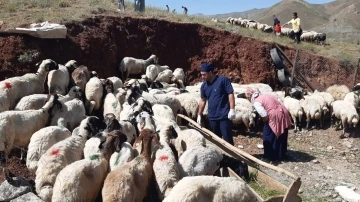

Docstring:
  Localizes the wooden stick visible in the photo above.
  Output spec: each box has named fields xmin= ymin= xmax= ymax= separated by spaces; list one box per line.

xmin=291 ymin=49 xmax=299 ymax=88
xmin=177 ymin=114 xmax=300 ymax=180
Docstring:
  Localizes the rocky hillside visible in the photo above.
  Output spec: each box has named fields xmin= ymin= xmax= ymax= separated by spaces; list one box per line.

xmin=209 ymin=0 xmax=360 ymax=42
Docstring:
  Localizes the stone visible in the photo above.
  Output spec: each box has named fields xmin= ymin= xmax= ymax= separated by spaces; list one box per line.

xmin=312 ymin=159 xmax=319 ymax=164
xmin=237 ymin=145 xmax=244 ymax=149
xmin=10 ymin=192 xmax=43 ymax=202
xmin=295 ymin=138 xmax=301 ymax=141
xmin=327 ymin=146 xmax=333 ymax=150
xmin=327 ymin=166 xmax=333 ymax=170
xmin=0 ymin=177 xmax=32 ymax=201
xmin=351 ymin=147 xmax=358 ymax=151
xmin=257 ymin=144 xmax=264 ymax=149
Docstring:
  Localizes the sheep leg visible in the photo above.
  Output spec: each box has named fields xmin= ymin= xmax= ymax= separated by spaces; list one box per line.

xmin=0 ymin=151 xmax=12 ymax=182
xmin=20 ymin=147 xmax=27 ymax=164
xmin=305 ymin=114 xmax=310 ymax=130
xmin=292 ymin=115 xmax=298 ymax=132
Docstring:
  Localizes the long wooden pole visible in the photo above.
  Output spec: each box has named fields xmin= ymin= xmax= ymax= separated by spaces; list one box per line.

xmin=275 ymin=44 xmax=315 ymax=91
xmin=177 ymin=114 xmax=300 ymax=180
xmin=291 ymin=49 xmax=299 ymax=88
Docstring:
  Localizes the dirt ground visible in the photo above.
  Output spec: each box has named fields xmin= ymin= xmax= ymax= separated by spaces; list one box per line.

xmin=233 ymin=121 xmax=360 ymax=202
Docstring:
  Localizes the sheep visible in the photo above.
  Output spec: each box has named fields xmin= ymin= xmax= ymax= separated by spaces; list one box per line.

xmin=26 ymin=126 xmax=71 ymax=173
xmin=103 ymin=79 xmax=121 ymax=120
xmin=326 ymin=84 xmax=350 ymax=101
xmin=101 ymin=129 xmax=160 ymax=202
xmin=314 ymin=32 xmax=326 ymax=45
xmin=119 ymin=54 xmax=158 ymax=81
xmin=152 ymin=104 xmax=176 ymax=121
xmin=332 ymin=100 xmax=359 ymax=138
xmin=312 ymin=90 xmax=335 ymax=109
xmin=283 ymin=96 xmax=304 ymax=132
xmin=0 ymin=94 xmax=62 ymax=182
xmin=232 ymin=106 xmax=257 ymax=132
xmin=119 ymin=120 xmax=137 ymax=144
xmin=14 ymin=86 xmax=82 ymax=111
xmin=300 ymin=98 xmax=322 ymax=130
xmin=107 ymin=76 xmax=123 ymax=90
xmin=109 ymin=141 xmax=135 ymax=171
xmin=163 ymin=176 xmax=257 ymax=202
xmin=83 ymin=113 xmax=121 ymax=158
xmin=0 ymin=59 xmax=59 ymax=113
xmin=153 ymin=124 xmax=180 ymax=200
xmin=71 ymin=65 xmax=91 ymax=94
xmin=172 ymin=68 xmax=185 ymax=83
xmin=219 ymin=154 xmax=250 ymax=181
xmin=155 ymin=69 xmax=173 ymax=83
xmin=85 ymin=72 xmax=104 ymax=115
xmin=343 ymin=91 xmax=360 ymax=108
xmin=304 ymin=94 xmax=329 ymax=118
xmin=175 ymin=93 xmax=199 ymax=120
xmin=52 ymin=130 xmax=127 ymax=202
xmin=178 ymin=144 xmax=223 ymax=178
xmin=146 ymin=64 xmax=170 ymax=82
xmin=115 ymin=87 xmax=127 ymax=106
xmin=50 ymin=98 xmax=86 ymax=131
xmin=35 ymin=116 xmax=105 ymax=202
xmin=47 ymin=60 xmax=78 ymax=95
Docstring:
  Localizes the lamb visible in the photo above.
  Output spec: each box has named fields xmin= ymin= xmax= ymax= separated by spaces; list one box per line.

xmin=14 ymin=86 xmax=82 ymax=111
xmin=0 ymin=94 xmax=62 ymax=182
xmin=343 ymin=91 xmax=360 ymax=108
xmin=175 ymin=93 xmax=199 ymax=120
xmin=109 ymin=141 xmax=135 ymax=171
xmin=0 ymin=59 xmax=59 ymax=113
xmin=300 ymin=98 xmax=322 ymax=130
xmin=85 ymin=72 xmax=104 ymax=114
xmin=71 ymin=65 xmax=91 ymax=94
xmin=312 ymin=90 xmax=335 ymax=109
xmin=326 ymin=84 xmax=350 ymax=101
xmin=101 ymin=129 xmax=160 ymax=202
xmin=146 ymin=64 xmax=170 ymax=82
xmin=283 ymin=96 xmax=304 ymax=132
xmin=163 ymin=176 xmax=257 ymax=202
xmin=47 ymin=60 xmax=78 ymax=95
xmin=50 ymin=98 xmax=86 ymax=131
xmin=152 ymin=104 xmax=176 ymax=121
xmin=52 ymin=130 xmax=127 ymax=202
xmin=119 ymin=120 xmax=138 ymax=144
xmin=178 ymin=144 xmax=223 ymax=178
xmin=26 ymin=126 xmax=71 ymax=173
xmin=304 ymin=94 xmax=329 ymax=117
xmin=155 ymin=69 xmax=173 ymax=83
xmin=172 ymin=68 xmax=185 ymax=83
xmin=119 ymin=54 xmax=158 ymax=81
xmin=35 ymin=116 xmax=105 ymax=202
xmin=232 ymin=106 xmax=257 ymax=132
xmin=153 ymin=124 xmax=180 ymax=200
xmin=107 ymin=76 xmax=124 ymax=90
xmin=103 ymin=79 xmax=121 ymax=120
xmin=332 ymin=100 xmax=359 ymax=137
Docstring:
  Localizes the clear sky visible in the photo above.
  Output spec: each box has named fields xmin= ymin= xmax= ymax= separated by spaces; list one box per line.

xmin=146 ymin=0 xmax=335 ymax=15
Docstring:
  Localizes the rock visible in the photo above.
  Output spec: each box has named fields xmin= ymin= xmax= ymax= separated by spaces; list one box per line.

xmin=314 ymin=183 xmax=320 ymax=188
xmin=334 ymin=197 xmax=342 ymax=202
xmin=332 ymin=193 xmax=338 ymax=198
xmin=310 ymin=147 xmax=313 ymax=150
xmin=0 ymin=177 xmax=32 ymax=201
xmin=257 ymin=144 xmax=263 ymax=149
xmin=309 ymin=132 xmax=312 ymax=137
xmin=313 ymin=159 xmax=319 ymax=164
xmin=10 ymin=192 xmax=43 ymax=202
xmin=237 ymin=145 xmax=244 ymax=149
xmin=325 ymin=191 xmax=332 ymax=197
xmin=351 ymin=147 xmax=358 ymax=151
xmin=295 ymin=137 xmax=301 ymax=141
xmin=343 ymin=141 xmax=352 ymax=148
xmin=335 ymin=186 xmax=360 ymax=202
xmin=327 ymin=146 xmax=333 ymax=150
xmin=327 ymin=166 xmax=333 ymax=170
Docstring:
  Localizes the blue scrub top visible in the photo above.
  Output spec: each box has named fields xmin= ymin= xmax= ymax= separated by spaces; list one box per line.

xmin=201 ymin=75 xmax=234 ymax=120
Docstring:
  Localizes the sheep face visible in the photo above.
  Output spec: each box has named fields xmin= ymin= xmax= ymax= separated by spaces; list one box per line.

xmin=37 ymin=59 xmax=59 ymax=72
xmin=98 ymin=130 xmax=127 ymax=154
xmin=84 ymin=116 xmax=107 ymax=138
xmin=68 ymin=86 xmax=82 ymax=99
xmin=104 ymin=79 xmax=114 ymax=93
xmin=104 ymin=113 xmax=121 ymax=132
xmin=91 ymin=71 xmax=98 ymax=78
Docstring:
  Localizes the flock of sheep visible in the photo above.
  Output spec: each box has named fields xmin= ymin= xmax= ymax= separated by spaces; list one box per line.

xmin=213 ymin=17 xmax=327 ymax=45
xmin=0 ymin=55 xmax=266 ymax=202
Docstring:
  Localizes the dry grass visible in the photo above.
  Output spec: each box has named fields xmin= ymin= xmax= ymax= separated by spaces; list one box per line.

xmin=0 ymin=0 xmax=359 ymax=64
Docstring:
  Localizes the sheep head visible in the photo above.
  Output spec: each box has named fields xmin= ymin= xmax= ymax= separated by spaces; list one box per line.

xmin=104 ymin=113 xmax=121 ymax=132
xmin=98 ymin=130 xmax=127 ymax=159
xmin=135 ymin=129 xmax=161 ymax=155
xmin=90 ymin=71 xmax=98 ymax=78
xmin=84 ymin=116 xmax=107 ymax=138
xmin=37 ymin=59 xmax=59 ymax=72
xmin=103 ymin=79 xmax=114 ymax=93
xmin=65 ymin=60 xmax=78 ymax=73
xmin=68 ymin=86 xmax=82 ymax=99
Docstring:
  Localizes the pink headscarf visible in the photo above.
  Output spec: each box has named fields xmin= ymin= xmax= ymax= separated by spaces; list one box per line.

xmin=246 ymin=87 xmax=260 ymax=103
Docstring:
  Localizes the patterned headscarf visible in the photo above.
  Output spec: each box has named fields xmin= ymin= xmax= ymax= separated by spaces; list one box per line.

xmin=245 ymin=87 xmax=260 ymax=103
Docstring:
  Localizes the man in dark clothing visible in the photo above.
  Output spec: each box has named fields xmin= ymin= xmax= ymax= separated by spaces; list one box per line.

xmin=182 ymin=6 xmax=188 ymax=15
xmin=273 ymin=15 xmax=280 ymax=26
xmin=197 ymin=62 xmax=236 ymax=145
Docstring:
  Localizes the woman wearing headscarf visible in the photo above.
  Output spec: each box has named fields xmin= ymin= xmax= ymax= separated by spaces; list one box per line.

xmin=245 ymin=88 xmax=292 ymax=161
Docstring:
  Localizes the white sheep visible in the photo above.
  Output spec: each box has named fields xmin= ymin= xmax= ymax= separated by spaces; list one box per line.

xmin=152 ymin=104 xmax=176 ymax=121
xmin=146 ymin=64 xmax=170 ymax=81
xmin=26 ymin=126 xmax=71 ymax=173
xmin=50 ymin=98 xmax=86 ymax=131
xmin=175 ymin=93 xmax=199 ymax=120
xmin=107 ymin=76 xmax=123 ymax=90
xmin=155 ymin=69 xmax=173 ymax=83
xmin=51 ymin=130 xmax=127 ymax=202
xmin=232 ymin=106 xmax=257 ymax=132
xmin=35 ymin=116 xmax=103 ymax=202
xmin=14 ymin=86 xmax=82 ymax=111
xmin=300 ymin=98 xmax=322 ymax=130
xmin=326 ymin=84 xmax=350 ymax=101
xmin=119 ymin=120 xmax=137 ymax=144
xmin=178 ymin=144 xmax=223 ymax=178
xmin=0 ymin=59 xmax=59 ymax=113
xmin=153 ymin=124 xmax=180 ymax=200
xmin=109 ymin=142 xmax=135 ymax=171
xmin=163 ymin=176 xmax=257 ymax=202
xmin=103 ymin=79 xmax=121 ymax=120
xmin=85 ymin=73 xmax=103 ymax=114
xmin=47 ymin=60 xmax=77 ymax=95
xmin=172 ymin=68 xmax=185 ymax=83
xmin=119 ymin=54 xmax=158 ymax=81
xmin=283 ymin=96 xmax=304 ymax=132
xmin=312 ymin=90 xmax=335 ymax=109
xmin=344 ymin=91 xmax=360 ymax=108
xmin=0 ymin=94 xmax=61 ymax=181
xmin=71 ymin=65 xmax=91 ymax=93
xmin=332 ymin=100 xmax=359 ymax=137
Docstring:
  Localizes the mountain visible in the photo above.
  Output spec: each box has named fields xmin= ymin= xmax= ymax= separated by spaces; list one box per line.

xmin=212 ymin=0 xmax=360 ymax=42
